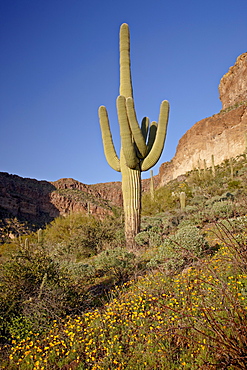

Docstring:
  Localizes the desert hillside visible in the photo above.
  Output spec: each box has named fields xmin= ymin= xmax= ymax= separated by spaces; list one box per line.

xmin=0 ymin=52 xmax=246 ymax=237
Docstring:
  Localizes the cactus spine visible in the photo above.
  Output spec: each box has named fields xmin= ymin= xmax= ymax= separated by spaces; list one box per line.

xmin=99 ymin=23 xmax=169 ymax=249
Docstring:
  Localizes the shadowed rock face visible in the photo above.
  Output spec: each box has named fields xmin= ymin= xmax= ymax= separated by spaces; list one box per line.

xmin=0 ymin=172 xmax=122 ymax=236
xmin=0 ymin=172 xmax=59 ymax=225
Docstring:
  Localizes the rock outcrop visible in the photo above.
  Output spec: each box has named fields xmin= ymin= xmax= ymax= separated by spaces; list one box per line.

xmin=0 ymin=172 xmax=59 ymax=224
xmin=0 ymin=173 xmax=122 ymax=239
xmin=219 ymin=52 xmax=247 ymax=110
xmin=158 ymin=51 xmax=247 ymax=186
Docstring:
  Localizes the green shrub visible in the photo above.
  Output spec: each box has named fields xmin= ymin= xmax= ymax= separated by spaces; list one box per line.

xmin=63 ymin=261 xmax=96 ymax=282
xmin=135 ymin=230 xmax=163 ymax=248
xmin=93 ymin=247 xmax=136 ymax=282
xmin=209 ymin=200 xmax=234 ymax=219
xmin=0 ymin=238 xmax=96 ymax=342
xmin=6 ymin=316 xmax=33 ymax=341
xmin=148 ymin=225 xmax=209 ymax=272
xmin=44 ymin=213 xmax=125 ymax=262
xmin=227 ymin=179 xmax=242 ymax=191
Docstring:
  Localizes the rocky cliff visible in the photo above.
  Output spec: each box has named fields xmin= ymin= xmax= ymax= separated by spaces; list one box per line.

xmin=158 ymin=52 xmax=247 ymax=185
xmin=0 ymin=173 xmax=122 ymax=240
xmin=219 ymin=52 xmax=247 ymax=110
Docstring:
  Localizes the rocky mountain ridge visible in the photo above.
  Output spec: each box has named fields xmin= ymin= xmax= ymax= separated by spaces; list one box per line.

xmin=1 ymin=52 xmax=246 ymax=239
xmin=155 ymin=52 xmax=247 ymax=186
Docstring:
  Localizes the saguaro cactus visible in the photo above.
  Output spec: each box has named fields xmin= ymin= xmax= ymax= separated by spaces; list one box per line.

xmin=180 ymin=191 xmax=186 ymax=211
xmin=98 ymin=23 xmax=169 ymax=249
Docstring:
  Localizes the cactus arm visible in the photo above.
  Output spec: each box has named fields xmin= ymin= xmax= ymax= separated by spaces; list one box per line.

xmin=126 ymin=97 xmax=147 ymax=158
xmin=146 ymin=121 xmax=158 ymax=153
xmin=117 ymin=95 xmax=138 ymax=169
xmin=98 ymin=105 xmax=121 ymax=172
xmin=119 ymin=23 xmax=133 ymax=98
xmin=141 ymin=100 xmax=169 ymax=171
xmin=141 ymin=117 xmax=150 ymax=141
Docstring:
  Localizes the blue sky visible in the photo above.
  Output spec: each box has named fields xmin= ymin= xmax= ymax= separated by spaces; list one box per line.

xmin=1 ymin=0 xmax=247 ymax=185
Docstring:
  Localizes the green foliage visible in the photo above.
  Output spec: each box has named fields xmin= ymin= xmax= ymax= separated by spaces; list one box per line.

xmin=1 ymin=155 xmax=247 ymax=367
xmin=148 ymin=225 xmax=209 ymax=272
xmin=220 ymin=100 xmax=247 ymax=113
xmin=6 ymin=316 xmax=33 ymax=341
xmin=227 ymin=179 xmax=242 ymax=190
xmin=0 ymin=212 xmax=125 ymax=343
xmin=135 ymin=230 xmax=163 ymax=248
xmin=44 ymin=213 xmax=125 ymax=261
xmin=142 ymin=185 xmax=177 ymax=215
xmin=0 ymin=241 xmax=66 ymax=341
xmin=209 ymin=200 xmax=234 ymax=220
xmin=4 ymin=223 xmax=247 ymax=370
xmin=93 ymin=247 xmax=136 ymax=282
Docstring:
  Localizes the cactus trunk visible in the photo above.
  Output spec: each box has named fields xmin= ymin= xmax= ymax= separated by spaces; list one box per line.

xmin=121 ymin=151 xmax=141 ymax=248
xmin=119 ymin=24 xmax=140 ymax=249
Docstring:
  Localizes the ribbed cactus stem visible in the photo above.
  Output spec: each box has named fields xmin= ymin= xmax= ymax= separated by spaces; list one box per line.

xmin=229 ymin=157 xmax=234 ymax=179
xmin=180 ymin=191 xmax=186 ymax=211
xmin=38 ymin=272 xmax=47 ymax=300
xmin=197 ymin=159 xmax=201 ymax=178
xmin=38 ymin=228 xmax=43 ymax=244
xmin=211 ymin=154 xmax=216 ymax=177
xmin=98 ymin=23 xmax=169 ymax=249
xmin=119 ymin=23 xmax=133 ymax=98
xmin=121 ymin=151 xmax=141 ymax=245
xmin=141 ymin=100 xmax=169 ymax=171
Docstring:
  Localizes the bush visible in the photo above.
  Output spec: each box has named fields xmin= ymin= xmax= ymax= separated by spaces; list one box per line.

xmin=209 ymin=200 xmax=234 ymax=220
xmin=148 ymin=225 xmax=209 ymax=272
xmin=44 ymin=213 xmax=125 ymax=261
xmin=0 ymin=238 xmax=96 ymax=342
xmin=0 ymin=242 xmax=63 ymax=341
xmin=93 ymin=247 xmax=136 ymax=282
xmin=135 ymin=230 xmax=163 ymax=248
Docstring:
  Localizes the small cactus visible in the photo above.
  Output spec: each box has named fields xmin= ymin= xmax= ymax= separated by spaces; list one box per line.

xmin=211 ymin=154 xmax=216 ymax=177
xmin=38 ymin=272 xmax=47 ymax=300
xmin=87 ymin=202 xmax=90 ymax=215
xmin=180 ymin=192 xmax=186 ymax=211
xmin=197 ymin=159 xmax=201 ymax=178
xmin=25 ymin=238 xmax=29 ymax=248
xmin=229 ymin=158 xmax=234 ymax=179
xmin=38 ymin=228 xmax=43 ymax=244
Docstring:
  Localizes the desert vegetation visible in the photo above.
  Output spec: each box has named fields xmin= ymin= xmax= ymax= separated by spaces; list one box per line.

xmin=0 ymin=154 xmax=247 ymax=369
